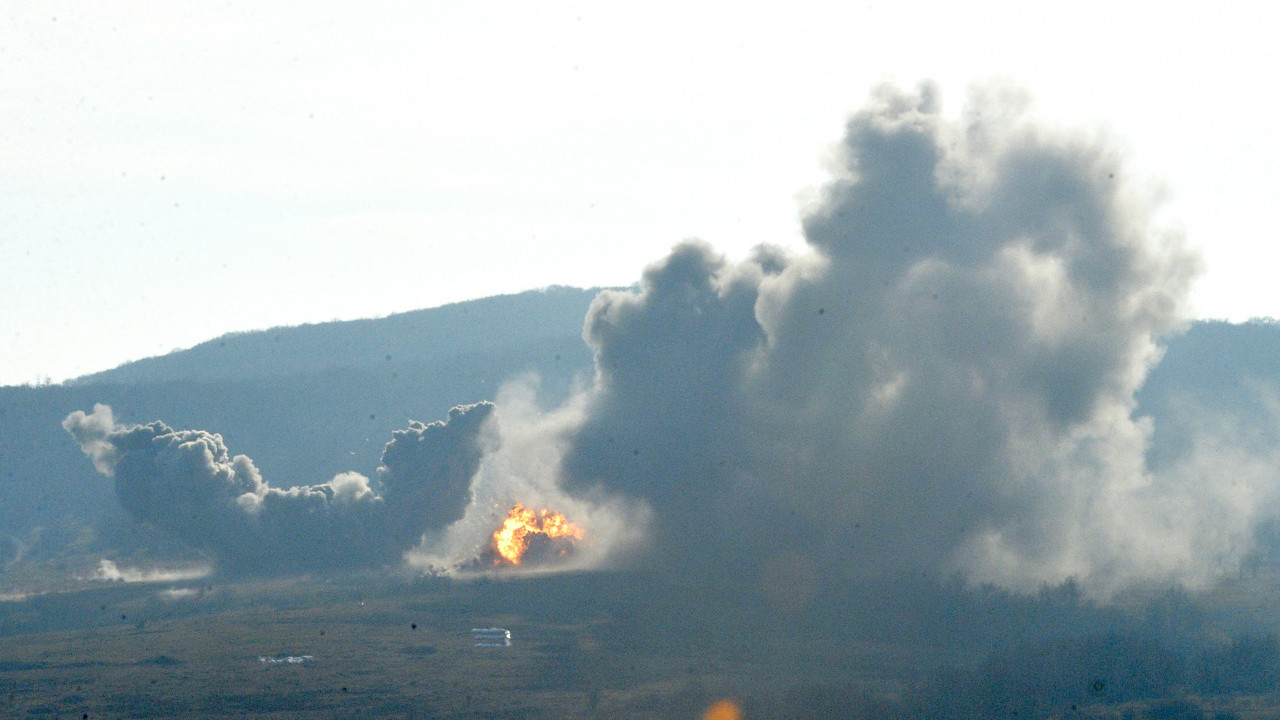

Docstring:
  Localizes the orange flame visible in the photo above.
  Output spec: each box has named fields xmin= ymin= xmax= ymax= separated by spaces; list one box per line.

xmin=702 ymin=699 xmax=743 ymax=720
xmin=491 ymin=504 xmax=584 ymax=565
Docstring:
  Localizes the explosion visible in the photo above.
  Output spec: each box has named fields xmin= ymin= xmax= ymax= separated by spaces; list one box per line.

xmin=490 ymin=504 xmax=585 ymax=566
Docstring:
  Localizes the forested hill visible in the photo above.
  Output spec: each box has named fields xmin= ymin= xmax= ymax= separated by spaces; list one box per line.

xmin=68 ymin=286 xmax=605 ymax=385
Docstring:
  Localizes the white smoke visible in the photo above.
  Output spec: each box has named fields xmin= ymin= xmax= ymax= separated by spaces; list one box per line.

xmin=90 ymin=558 xmax=213 ymax=584
xmin=406 ymin=376 xmax=651 ymax=574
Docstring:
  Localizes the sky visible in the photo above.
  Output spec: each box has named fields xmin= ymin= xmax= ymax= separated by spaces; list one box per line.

xmin=3 ymin=1 xmax=1278 ymax=387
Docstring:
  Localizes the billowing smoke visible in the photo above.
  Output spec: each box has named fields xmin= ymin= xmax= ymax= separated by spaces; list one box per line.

xmin=469 ymin=83 xmax=1278 ymax=594
xmin=61 ymin=84 xmax=1280 ymax=595
xmin=405 ymin=377 xmax=651 ymax=574
xmin=63 ymin=402 xmax=492 ymax=573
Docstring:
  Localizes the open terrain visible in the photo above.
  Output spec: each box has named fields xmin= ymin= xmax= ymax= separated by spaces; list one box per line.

xmin=0 ymin=570 xmax=869 ymax=719
xmin=6 ymin=568 xmax=1280 ymax=719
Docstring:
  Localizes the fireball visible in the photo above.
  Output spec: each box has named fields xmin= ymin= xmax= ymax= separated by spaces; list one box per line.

xmin=491 ymin=504 xmax=584 ymax=565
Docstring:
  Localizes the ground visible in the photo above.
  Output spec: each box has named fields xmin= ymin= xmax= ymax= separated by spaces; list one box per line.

xmin=3 ymin=570 xmax=1280 ymax=719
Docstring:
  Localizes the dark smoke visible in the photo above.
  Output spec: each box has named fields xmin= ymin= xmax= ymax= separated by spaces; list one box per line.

xmin=63 ymin=402 xmax=492 ymax=573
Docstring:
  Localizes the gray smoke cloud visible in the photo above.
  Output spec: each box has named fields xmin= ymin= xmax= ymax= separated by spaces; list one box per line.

xmin=63 ymin=402 xmax=493 ymax=574
xmin=405 ymin=377 xmax=650 ymax=574
xmin=471 ymin=83 xmax=1279 ymax=595
xmin=60 ymin=83 xmax=1280 ymax=595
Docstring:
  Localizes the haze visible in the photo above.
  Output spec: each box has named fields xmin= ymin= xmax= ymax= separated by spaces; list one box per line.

xmin=3 ymin=1 xmax=1280 ymax=386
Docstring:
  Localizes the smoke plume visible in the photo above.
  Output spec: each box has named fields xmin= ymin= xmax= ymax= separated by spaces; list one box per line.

xmin=514 ymin=83 xmax=1277 ymax=594
xmin=404 ymin=376 xmax=651 ymax=574
xmin=62 ymin=84 xmax=1280 ymax=595
xmin=63 ymin=402 xmax=492 ymax=573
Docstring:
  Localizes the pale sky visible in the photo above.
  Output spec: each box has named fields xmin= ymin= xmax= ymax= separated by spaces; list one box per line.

xmin=3 ymin=1 xmax=1278 ymax=387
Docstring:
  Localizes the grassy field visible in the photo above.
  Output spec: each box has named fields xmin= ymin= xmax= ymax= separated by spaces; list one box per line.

xmin=4 ymin=569 xmax=1280 ymax=719
xmin=0 ymin=571 xmax=815 ymax=719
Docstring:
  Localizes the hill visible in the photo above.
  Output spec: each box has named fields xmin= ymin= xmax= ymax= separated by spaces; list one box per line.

xmin=0 ymin=287 xmax=601 ymax=566
xmin=69 ymin=286 xmax=604 ymax=385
